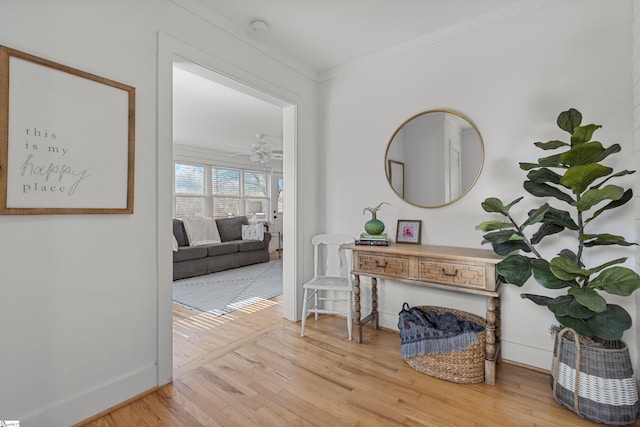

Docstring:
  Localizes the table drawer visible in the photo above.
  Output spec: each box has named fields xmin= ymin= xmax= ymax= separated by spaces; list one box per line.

xmin=419 ymin=260 xmax=490 ymax=290
xmin=357 ymin=254 xmax=408 ymax=278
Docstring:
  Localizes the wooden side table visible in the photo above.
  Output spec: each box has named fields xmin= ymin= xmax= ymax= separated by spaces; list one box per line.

xmin=343 ymin=242 xmax=503 ymax=385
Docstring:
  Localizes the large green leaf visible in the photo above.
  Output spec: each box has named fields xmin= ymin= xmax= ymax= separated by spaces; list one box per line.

xmin=481 ymin=229 xmax=523 ymax=244
xmin=593 ymin=143 xmax=622 ymax=163
xmin=527 ymin=168 xmax=563 ymax=185
xmin=496 ymin=255 xmax=533 ymax=286
xmin=555 ymin=315 xmax=593 ymax=337
xmin=522 ymin=204 xmax=550 ymax=227
xmin=560 ymin=164 xmax=612 ymax=194
xmin=523 ymin=181 xmax=575 ymax=204
xmin=582 ymin=257 xmax=628 ymax=275
xmin=589 ymin=267 xmax=640 ymax=296
xmin=531 ymin=258 xmax=578 ymax=289
xmin=590 ymin=169 xmax=634 ymax=190
xmin=549 ymin=256 xmax=591 ymax=281
xmin=560 ymin=141 xmax=604 ymax=166
xmin=558 ymin=249 xmax=580 ymax=265
xmin=480 ymin=197 xmax=523 ymax=215
xmin=530 ymin=222 xmax=564 ymax=245
xmin=542 ymin=207 xmax=579 ymax=230
xmin=557 ymin=108 xmax=582 ymax=133
xmin=520 ymin=162 xmax=541 ymax=171
xmin=574 ymin=185 xmax=624 ymax=211
xmin=585 ymin=188 xmax=633 ymax=224
xmin=534 ymin=140 xmax=569 ymax=150
xmin=568 ymin=287 xmax=606 ymax=312
xmin=521 ymin=293 xmax=553 ymax=306
xmin=583 ymin=304 xmax=632 ymax=340
xmin=490 ymin=240 xmax=531 ymax=255
xmin=570 ymin=124 xmax=602 ymax=144
xmin=548 ymin=294 xmax=594 ymax=319
xmin=475 ymin=220 xmax=514 ymax=232
xmin=538 ymin=153 xmax=564 ymax=167
xmin=582 ymin=233 xmax=638 ymax=247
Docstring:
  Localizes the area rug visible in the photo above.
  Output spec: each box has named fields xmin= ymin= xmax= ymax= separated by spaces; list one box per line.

xmin=173 ymin=260 xmax=282 ymax=317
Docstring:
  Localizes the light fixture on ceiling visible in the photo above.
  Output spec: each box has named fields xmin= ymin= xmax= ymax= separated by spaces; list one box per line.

xmin=249 ymin=133 xmax=274 ymax=163
xmin=250 ymin=19 xmax=269 ymax=33
xmin=250 ymin=150 xmax=271 ymax=163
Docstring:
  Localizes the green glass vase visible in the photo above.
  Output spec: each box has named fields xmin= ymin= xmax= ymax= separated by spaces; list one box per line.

xmin=364 ymin=212 xmax=385 ymax=235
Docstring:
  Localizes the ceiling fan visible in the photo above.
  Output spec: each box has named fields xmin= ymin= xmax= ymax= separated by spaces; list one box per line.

xmin=247 ymin=133 xmax=283 ymax=163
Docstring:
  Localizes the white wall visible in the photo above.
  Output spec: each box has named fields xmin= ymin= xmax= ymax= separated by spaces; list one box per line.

xmin=632 ymin=0 xmax=640 ymax=383
xmin=0 ymin=1 xmax=318 ymax=425
xmin=320 ymin=0 xmax=637 ymax=371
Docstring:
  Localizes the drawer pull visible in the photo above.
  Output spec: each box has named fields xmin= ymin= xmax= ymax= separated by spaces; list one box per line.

xmin=442 ymin=268 xmax=458 ymax=277
xmin=375 ymin=260 xmax=388 ymax=269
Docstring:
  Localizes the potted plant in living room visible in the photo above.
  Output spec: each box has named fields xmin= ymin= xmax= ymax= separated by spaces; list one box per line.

xmin=475 ymin=108 xmax=640 ymax=425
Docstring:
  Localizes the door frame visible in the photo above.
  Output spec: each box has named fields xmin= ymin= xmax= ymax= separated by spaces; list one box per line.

xmin=157 ymin=32 xmax=299 ymax=386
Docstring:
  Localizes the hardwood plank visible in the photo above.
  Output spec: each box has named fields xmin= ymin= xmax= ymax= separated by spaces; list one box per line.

xmin=81 ymin=295 xmax=611 ymax=427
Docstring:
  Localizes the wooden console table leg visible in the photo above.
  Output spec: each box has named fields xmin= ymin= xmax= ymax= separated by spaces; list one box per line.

xmin=484 ymin=296 xmax=501 ymax=385
xmin=371 ymin=277 xmax=379 ymax=330
xmin=354 ymin=274 xmax=362 ymax=343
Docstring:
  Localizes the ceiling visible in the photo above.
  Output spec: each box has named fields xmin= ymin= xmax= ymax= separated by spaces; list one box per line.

xmin=172 ymin=0 xmax=516 ymax=161
xmin=173 ymin=61 xmax=285 ymax=160
xmin=190 ymin=0 xmax=514 ymax=78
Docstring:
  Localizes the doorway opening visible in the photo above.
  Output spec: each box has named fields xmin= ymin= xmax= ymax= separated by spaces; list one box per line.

xmin=171 ymin=59 xmax=290 ymax=309
xmin=157 ymin=34 xmax=298 ymax=385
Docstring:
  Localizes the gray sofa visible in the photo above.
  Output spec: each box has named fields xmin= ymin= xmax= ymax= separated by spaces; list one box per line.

xmin=172 ymin=216 xmax=272 ymax=280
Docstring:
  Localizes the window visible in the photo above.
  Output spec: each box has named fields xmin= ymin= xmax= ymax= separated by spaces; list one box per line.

xmin=243 ymin=170 xmax=268 ymax=220
xmin=212 ymin=167 xmax=240 ymax=217
xmin=174 ymin=163 xmax=205 ymax=217
xmin=174 ymin=162 xmax=270 ymax=219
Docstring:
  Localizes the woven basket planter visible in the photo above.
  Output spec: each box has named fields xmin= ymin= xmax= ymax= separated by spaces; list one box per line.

xmin=401 ymin=305 xmax=486 ymax=384
xmin=551 ymin=328 xmax=640 ymax=425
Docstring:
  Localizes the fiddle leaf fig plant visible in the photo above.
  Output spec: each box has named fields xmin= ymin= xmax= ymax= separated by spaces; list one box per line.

xmin=476 ymin=108 xmax=640 ymax=341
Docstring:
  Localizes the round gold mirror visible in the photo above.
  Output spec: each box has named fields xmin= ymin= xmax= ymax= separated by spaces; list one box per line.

xmin=385 ymin=109 xmax=484 ymax=208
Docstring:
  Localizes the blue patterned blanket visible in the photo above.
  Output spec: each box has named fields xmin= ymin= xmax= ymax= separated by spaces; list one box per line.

xmin=398 ymin=304 xmax=484 ymax=359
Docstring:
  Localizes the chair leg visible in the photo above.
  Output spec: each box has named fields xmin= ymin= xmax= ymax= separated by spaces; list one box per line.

xmin=347 ymin=290 xmax=353 ymax=340
xmin=314 ymin=290 xmax=319 ymax=320
xmin=300 ymin=288 xmax=309 ymax=337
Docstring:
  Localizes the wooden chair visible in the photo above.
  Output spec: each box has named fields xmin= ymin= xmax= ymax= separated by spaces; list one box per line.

xmin=300 ymin=234 xmax=355 ymax=340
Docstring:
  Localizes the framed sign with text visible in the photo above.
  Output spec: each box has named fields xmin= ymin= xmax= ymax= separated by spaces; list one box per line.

xmin=0 ymin=46 xmax=135 ymax=214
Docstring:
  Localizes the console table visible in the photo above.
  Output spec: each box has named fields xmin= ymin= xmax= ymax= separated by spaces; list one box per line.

xmin=342 ymin=243 xmax=503 ymax=385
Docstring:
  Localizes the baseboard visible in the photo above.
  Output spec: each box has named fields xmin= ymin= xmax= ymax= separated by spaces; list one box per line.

xmin=73 ymin=385 xmax=160 ymax=426
xmin=21 ymin=364 xmax=157 ymax=427
xmin=501 ymin=358 xmax=550 ymax=375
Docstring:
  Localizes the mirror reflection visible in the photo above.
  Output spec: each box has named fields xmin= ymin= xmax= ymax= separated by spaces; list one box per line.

xmin=385 ymin=110 xmax=484 ymax=208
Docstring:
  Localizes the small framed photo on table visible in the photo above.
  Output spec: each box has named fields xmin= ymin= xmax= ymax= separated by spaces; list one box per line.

xmin=396 ymin=220 xmax=422 ymax=244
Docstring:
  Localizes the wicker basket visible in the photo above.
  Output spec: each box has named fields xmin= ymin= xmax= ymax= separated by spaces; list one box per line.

xmin=552 ymin=328 xmax=640 ymax=425
xmin=402 ymin=305 xmax=486 ymax=384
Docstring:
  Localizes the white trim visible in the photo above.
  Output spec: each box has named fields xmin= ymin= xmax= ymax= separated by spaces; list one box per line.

xmin=157 ymin=32 xmax=300 ymax=385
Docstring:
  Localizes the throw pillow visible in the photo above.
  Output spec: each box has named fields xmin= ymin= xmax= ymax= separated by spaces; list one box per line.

xmin=242 ymin=223 xmax=264 ymax=241
xmin=172 ymin=234 xmax=179 ymax=252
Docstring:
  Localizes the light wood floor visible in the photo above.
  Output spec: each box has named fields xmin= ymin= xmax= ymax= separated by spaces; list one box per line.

xmin=83 ymin=296 xmax=609 ymax=426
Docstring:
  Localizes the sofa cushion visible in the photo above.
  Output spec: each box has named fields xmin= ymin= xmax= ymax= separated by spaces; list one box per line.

xmin=173 ymin=246 xmax=207 ymax=262
xmin=206 ymin=242 xmax=239 ymax=257
xmin=237 ymin=240 xmax=266 ymax=252
xmin=173 ymin=219 xmax=189 ymax=247
xmin=216 ymin=216 xmax=249 ymax=242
